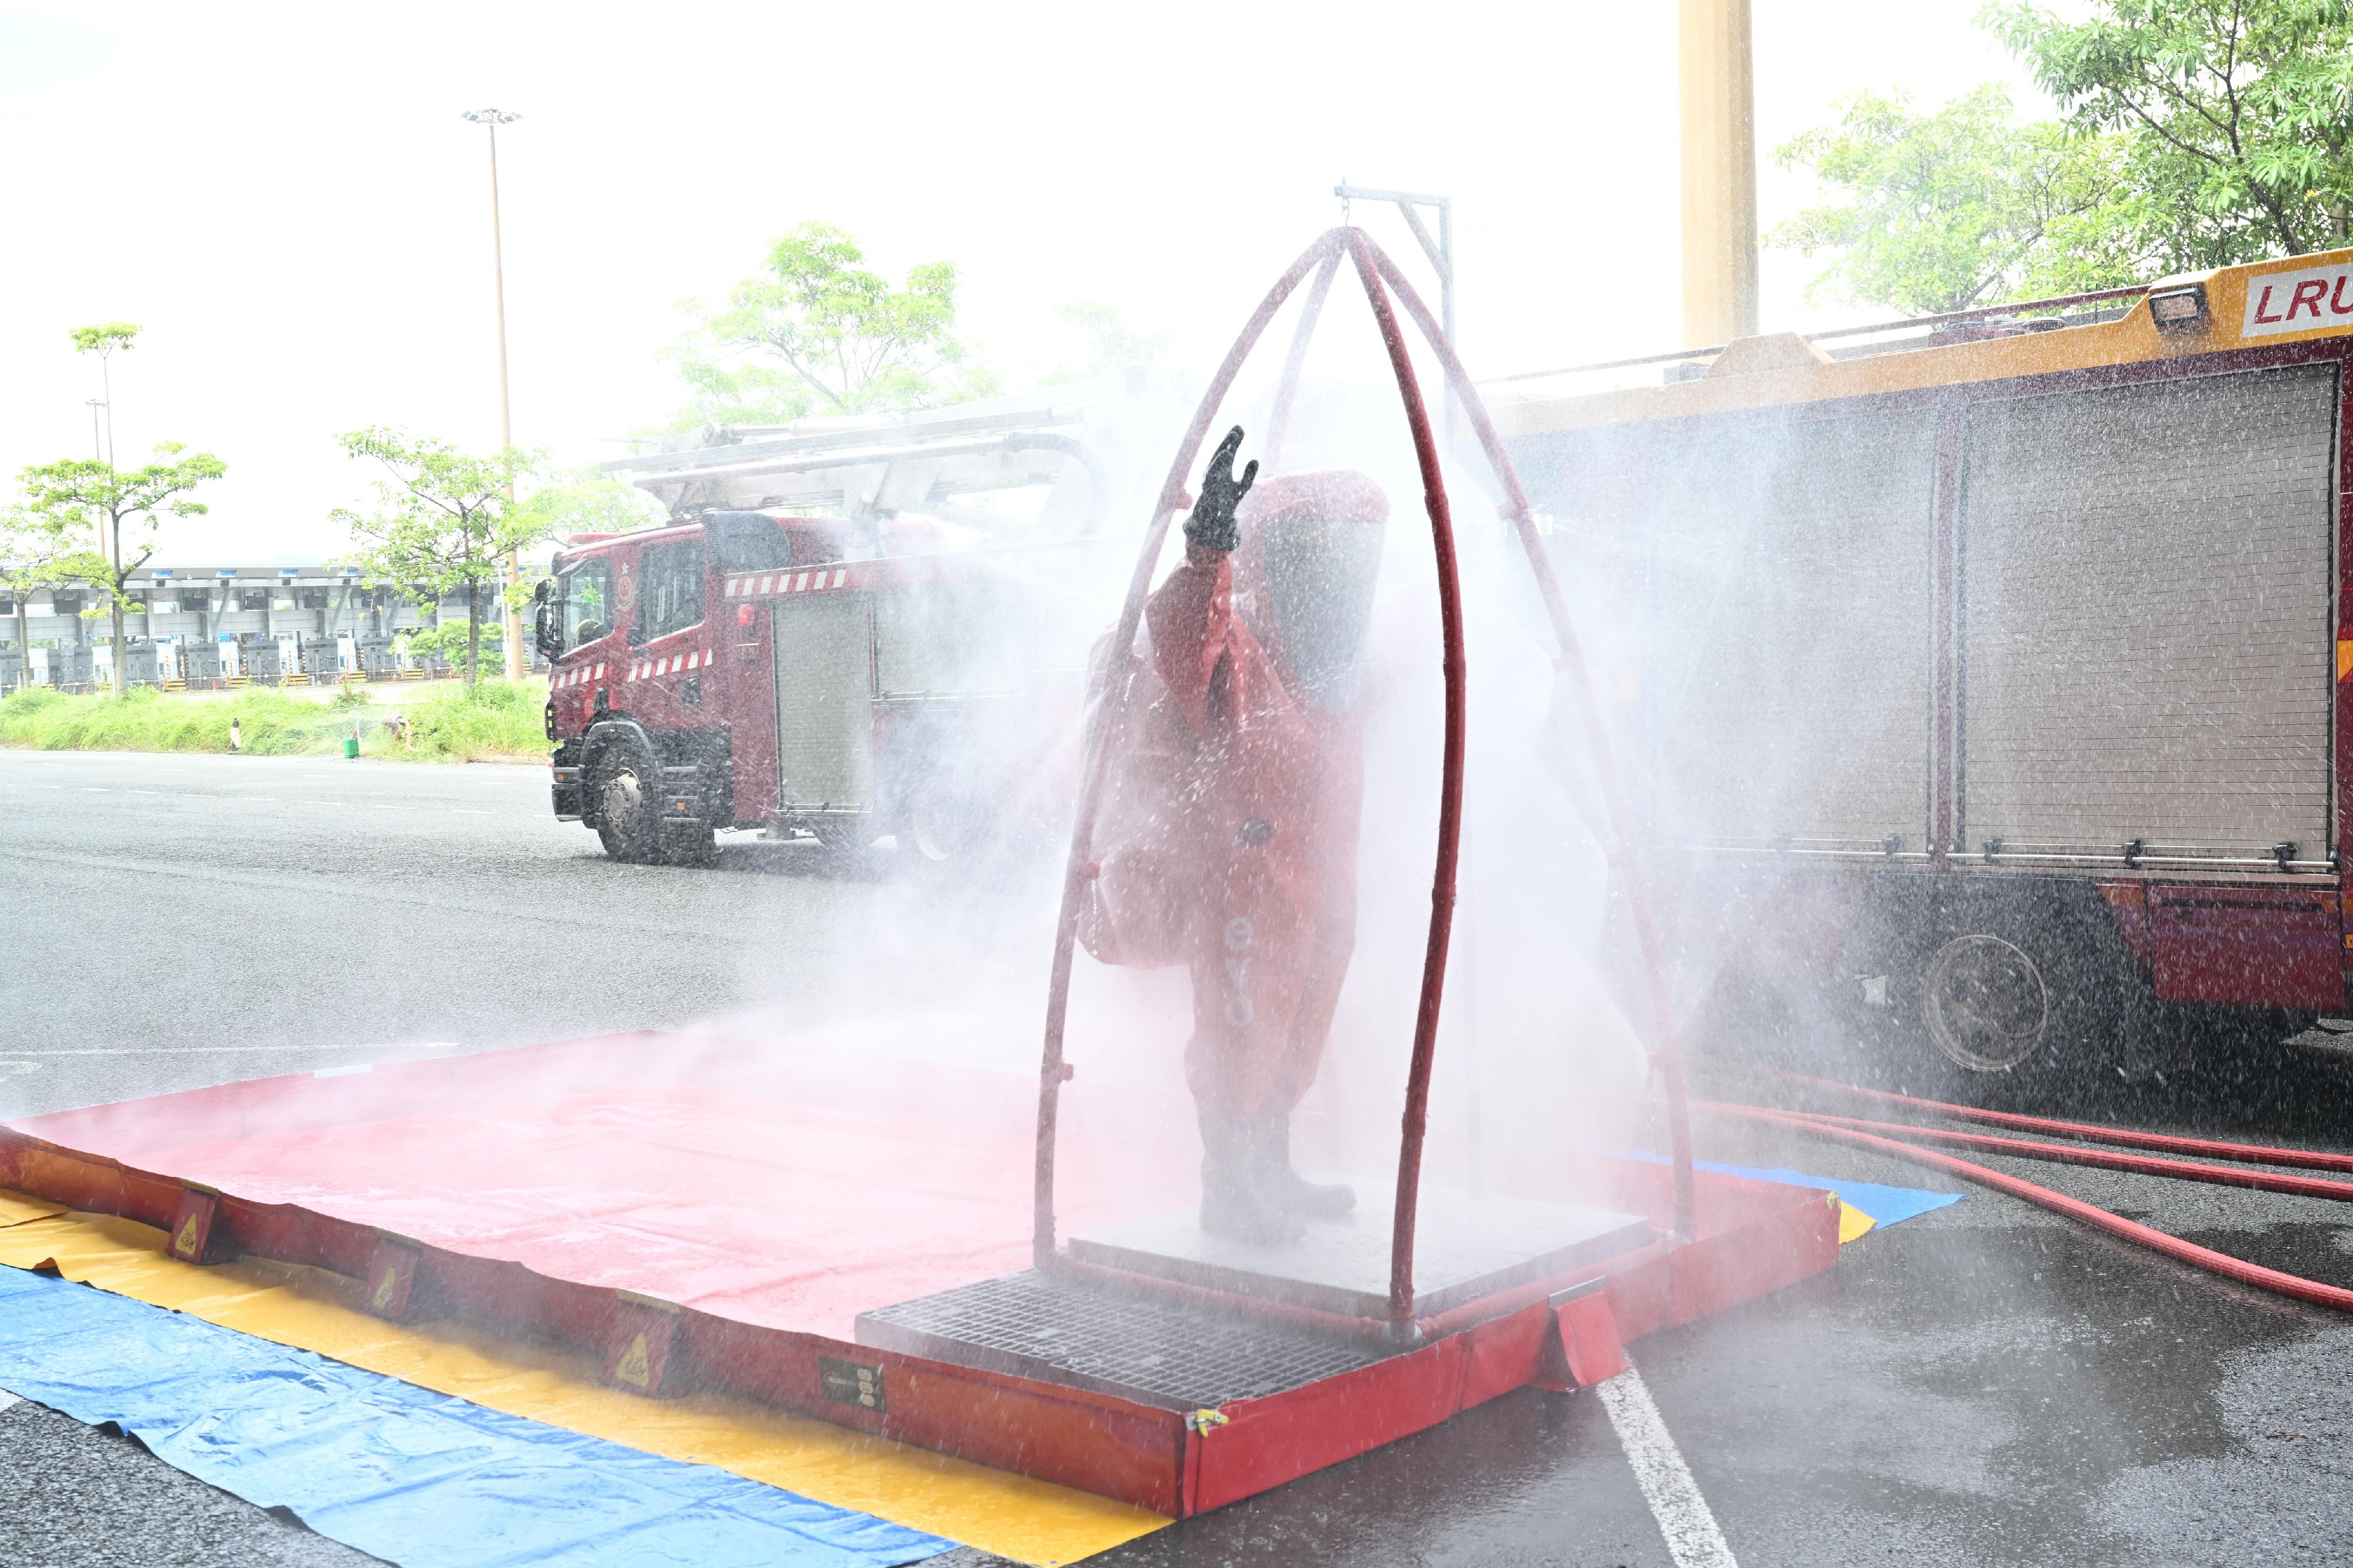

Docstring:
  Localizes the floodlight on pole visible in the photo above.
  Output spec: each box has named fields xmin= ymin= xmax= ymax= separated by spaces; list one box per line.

xmin=462 ymin=106 xmax=528 ymax=681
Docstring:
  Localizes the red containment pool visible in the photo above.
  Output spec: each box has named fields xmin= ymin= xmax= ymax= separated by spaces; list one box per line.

xmin=0 ymin=1029 xmax=1834 ymax=1514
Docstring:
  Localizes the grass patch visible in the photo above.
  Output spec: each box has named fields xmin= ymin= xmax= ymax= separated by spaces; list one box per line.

xmin=382 ymin=679 xmax=549 ymax=762
xmin=0 ymin=680 xmax=549 ymax=763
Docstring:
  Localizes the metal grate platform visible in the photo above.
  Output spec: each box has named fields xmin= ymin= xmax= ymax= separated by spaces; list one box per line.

xmin=855 ymin=1269 xmax=1389 ymax=1410
xmin=1069 ymin=1188 xmax=1652 ymax=1319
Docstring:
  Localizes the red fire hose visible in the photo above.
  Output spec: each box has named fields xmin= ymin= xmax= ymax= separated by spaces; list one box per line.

xmin=1769 ymin=1069 xmax=2353 ymax=1174
xmin=1710 ymin=1086 xmax=2353 ymax=1315
xmin=1757 ymin=1103 xmax=2353 ymax=1202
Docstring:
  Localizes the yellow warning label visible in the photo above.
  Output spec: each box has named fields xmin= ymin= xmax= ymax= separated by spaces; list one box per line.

xmin=614 ymin=1331 xmax=652 ymax=1389
xmin=2338 ymin=639 xmax=2352 ymax=682
xmin=372 ymin=1266 xmax=400 ymax=1310
xmin=172 ymin=1215 xmax=201 ymax=1257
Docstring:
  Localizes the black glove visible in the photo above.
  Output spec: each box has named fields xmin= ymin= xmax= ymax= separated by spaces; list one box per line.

xmin=1184 ymin=425 xmax=1257 ymax=553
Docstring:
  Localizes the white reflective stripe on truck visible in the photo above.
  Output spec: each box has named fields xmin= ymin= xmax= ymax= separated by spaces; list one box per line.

xmin=726 ymin=568 xmax=853 ymax=599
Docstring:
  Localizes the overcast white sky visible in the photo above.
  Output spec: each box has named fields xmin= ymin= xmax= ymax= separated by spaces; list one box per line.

xmin=0 ymin=2 xmax=2042 ymax=561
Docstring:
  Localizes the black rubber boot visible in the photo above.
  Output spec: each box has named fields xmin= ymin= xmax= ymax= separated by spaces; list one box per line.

xmin=1199 ymin=1115 xmax=1305 ymax=1245
xmin=1251 ymin=1117 xmax=1355 ymax=1217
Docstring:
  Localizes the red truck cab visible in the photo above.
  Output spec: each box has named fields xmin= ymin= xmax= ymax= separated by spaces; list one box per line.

xmin=544 ymin=511 xmax=828 ymax=863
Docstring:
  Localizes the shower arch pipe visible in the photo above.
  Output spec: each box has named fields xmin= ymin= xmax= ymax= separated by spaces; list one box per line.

xmin=1354 ymin=242 xmax=1698 ymax=1243
xmin=1031 ymin=226 xmax=1698 ymax=1325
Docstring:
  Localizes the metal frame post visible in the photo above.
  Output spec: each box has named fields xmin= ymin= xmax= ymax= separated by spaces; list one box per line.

xmin=1335 ymin=186 xmax=1455 ymax=441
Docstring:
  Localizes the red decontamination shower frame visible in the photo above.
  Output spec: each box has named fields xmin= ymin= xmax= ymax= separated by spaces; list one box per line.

xmin=1031 ymin=226 xmax=1701 ymax=1329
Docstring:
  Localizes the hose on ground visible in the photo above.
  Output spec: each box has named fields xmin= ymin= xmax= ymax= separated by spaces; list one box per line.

xmin=1756 ymin=1102 xmax=2353 ymax=1203
xmin=1705 ymin=1093 xmax=2353 ymax=1315
xmin=1766 ymin=1069 xmax=2353 ymax=1174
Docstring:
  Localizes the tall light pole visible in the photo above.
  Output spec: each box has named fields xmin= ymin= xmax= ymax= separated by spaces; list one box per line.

xmin=82 ymin=399 xmax=108 ymax=552
xmin=462 ymin=106 xmax=528 ymax=682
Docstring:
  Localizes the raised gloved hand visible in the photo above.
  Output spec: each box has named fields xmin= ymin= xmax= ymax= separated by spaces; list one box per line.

xmin=1183 ymin=425 xmax=1258 ymax=554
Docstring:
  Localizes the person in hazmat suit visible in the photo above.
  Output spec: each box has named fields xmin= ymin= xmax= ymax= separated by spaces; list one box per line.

xmin=1080 ymin=426 xmax=1387 ymax=1243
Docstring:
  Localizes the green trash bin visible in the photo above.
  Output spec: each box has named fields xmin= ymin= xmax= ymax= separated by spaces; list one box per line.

xmin=343 ymin=735 xmax=359 ymax=759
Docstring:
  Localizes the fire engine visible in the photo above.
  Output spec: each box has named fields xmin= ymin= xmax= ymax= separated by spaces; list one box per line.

xmin=537 ymin=398 xmax=1109 ymax=866
xmin=1499 ymin=248 xmax=2353 ymax=1089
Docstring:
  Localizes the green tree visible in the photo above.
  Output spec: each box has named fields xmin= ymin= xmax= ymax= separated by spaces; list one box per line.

xmin=1772 ymin=86 xmax=2154 ymax=312
xmin=332 ymin=429 xmax=548 ymax=690
xmin=69 ymin=322 xmax=141 ymax=356
xmin=70 ymin=321 xmax=140 ymax=476
xmin=516 ymin=473 xmax=668 ymax=542
xmin=1774 ymin=4 xmax=2353 ymax=315
xmin=17 ymin=446 xmax=226 ymax=696
xmin=1987 ymin=0 xmax=2353 ymax=263
xmin=396 ymin=620 xmax=484 ymax=671
xmin=665 ymin=221 xmax=990 ymax=429
xmin=1 ymin=502 xmax=79 ymax=688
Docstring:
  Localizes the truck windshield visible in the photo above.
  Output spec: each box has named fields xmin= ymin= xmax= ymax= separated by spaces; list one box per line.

xmin=560 ymin=561 xmax=612 ymax=648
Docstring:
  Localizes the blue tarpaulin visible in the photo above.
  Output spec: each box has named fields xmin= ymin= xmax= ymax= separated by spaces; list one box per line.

xmin=1697 ymin=1160 xmax=1963 ymax=1228
xmin=0 ymin=1265 xmax=955 ymax=1567
xmin=1621 ymin=1150 xmax=1964 ymax=1229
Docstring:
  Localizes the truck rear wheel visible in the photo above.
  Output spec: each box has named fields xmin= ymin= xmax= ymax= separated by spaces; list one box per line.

xmin=1921 ymin=933 xmax=2050 ymax=1073
xmin=591 ymin=745 xmax=659 ymax=864
xmin=907 ymin=775 xmax=985 ymax=865
xmin=1889 ymin=898 xmax=2131 ymax=1100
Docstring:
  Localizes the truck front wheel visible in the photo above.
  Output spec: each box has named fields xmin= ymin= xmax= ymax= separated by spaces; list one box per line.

xmin=591 ymin=744 xmax=659 ymax=864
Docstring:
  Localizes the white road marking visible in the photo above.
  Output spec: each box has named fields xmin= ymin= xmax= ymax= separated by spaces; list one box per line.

xmin=453 ymin=808 xmax=491 ymax=815
xmin=1599 ymin=1368 xmax=1739 ymax=1568
xmin=6 ymin=1041 xmax=462 ymax=1059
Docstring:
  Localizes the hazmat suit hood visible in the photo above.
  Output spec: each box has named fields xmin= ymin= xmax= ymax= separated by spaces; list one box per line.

xmin=1235 ymin=470 xmax=1388 ymax=712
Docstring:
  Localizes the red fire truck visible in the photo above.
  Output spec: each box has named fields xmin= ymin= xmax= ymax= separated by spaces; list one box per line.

xmin=1499 ymin=248 xmax=2353 ymax=1088
xmin=538 ymin=401 xmax=1108 ymax=866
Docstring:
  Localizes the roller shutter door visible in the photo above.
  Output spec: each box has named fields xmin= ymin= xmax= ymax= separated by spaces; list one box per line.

xmin=1958 ymin=363 xmax=2338 ymax=860
xmin=772 ymin=595 xmax=874 ymax=812
xmin=1634 ymin=408 xmax=1940 ymax=850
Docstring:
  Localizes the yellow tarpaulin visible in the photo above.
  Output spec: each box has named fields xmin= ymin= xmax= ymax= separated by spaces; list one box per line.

xmin=0 ymin=1194 xmax=1164 ymax=1567
xmin=0 ymin=1191 xmax=64 ymax=1228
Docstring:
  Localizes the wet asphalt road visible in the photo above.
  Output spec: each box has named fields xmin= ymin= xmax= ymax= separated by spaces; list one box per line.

xmin=5 ymin=746 xmax=2353 ymax=1566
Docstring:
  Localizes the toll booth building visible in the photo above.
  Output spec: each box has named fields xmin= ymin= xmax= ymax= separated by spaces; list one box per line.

xmin=0 ymin=565 xmax=539 ymax=691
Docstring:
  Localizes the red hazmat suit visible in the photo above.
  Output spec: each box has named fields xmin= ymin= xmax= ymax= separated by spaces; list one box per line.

xmin=1080 ymin=471 xmax=1388 ymax=1121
